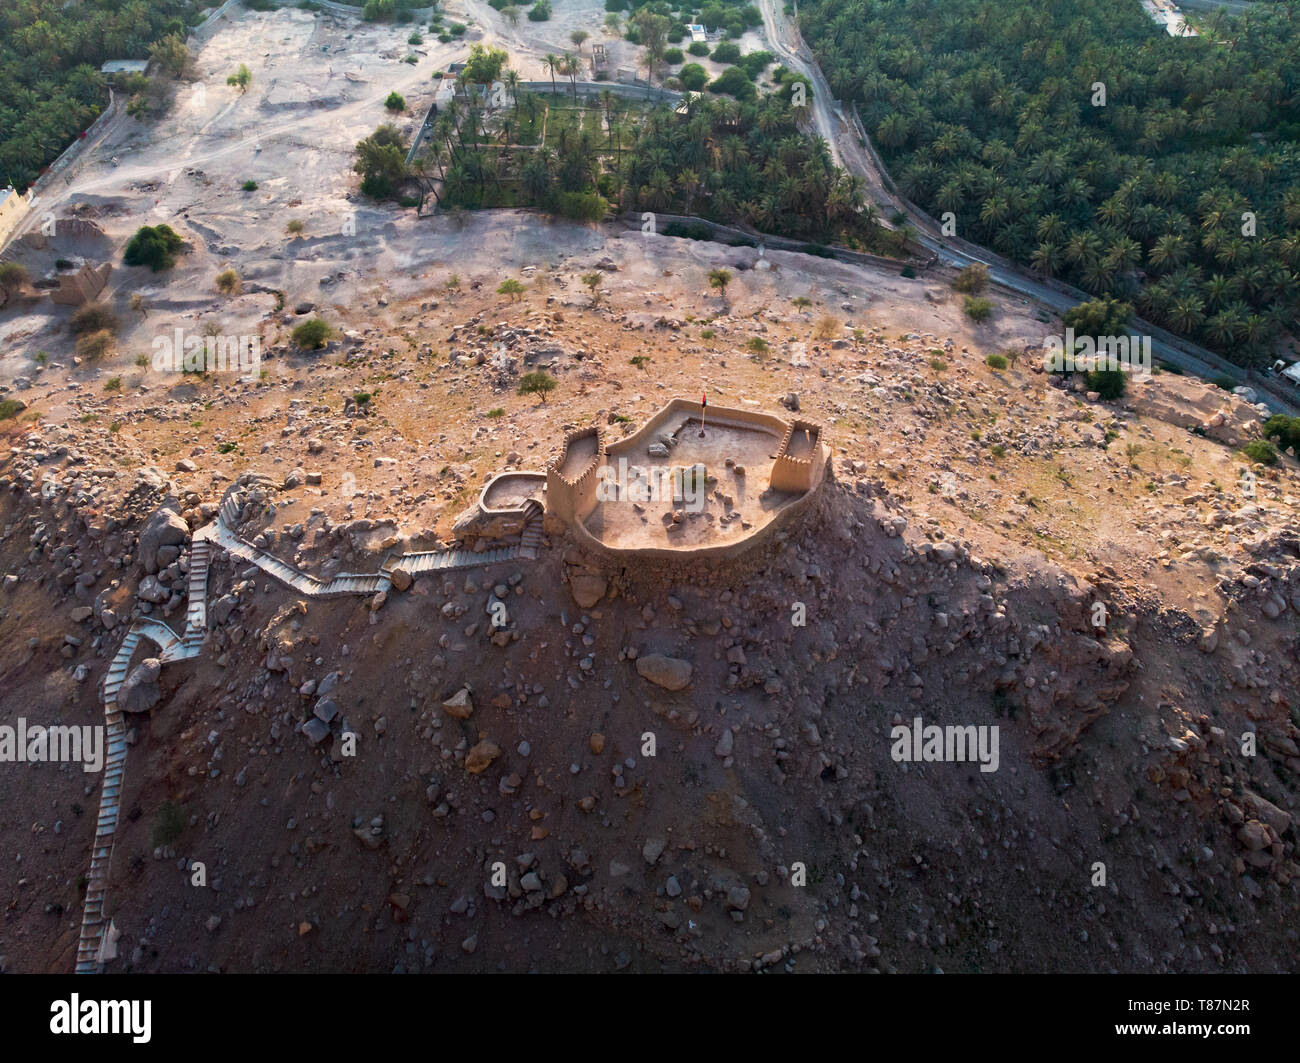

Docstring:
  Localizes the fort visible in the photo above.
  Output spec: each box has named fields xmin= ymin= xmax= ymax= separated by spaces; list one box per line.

xmin=457 ymin=398 xmax=832 ymax=563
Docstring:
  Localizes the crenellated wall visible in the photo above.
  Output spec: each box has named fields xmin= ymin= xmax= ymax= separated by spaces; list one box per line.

xmin=770 ymin=419 xmax=828 ymax=493
xmin=545 ymin=425 xmax=606 ymax=526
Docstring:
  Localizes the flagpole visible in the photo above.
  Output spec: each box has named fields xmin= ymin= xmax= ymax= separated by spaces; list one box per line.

xmin=699 ymin=391 xmax=706 ymax=438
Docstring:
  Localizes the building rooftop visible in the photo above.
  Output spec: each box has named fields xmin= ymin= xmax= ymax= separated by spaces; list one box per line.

xmin=100 ymin=60 xmax=150 ymax=74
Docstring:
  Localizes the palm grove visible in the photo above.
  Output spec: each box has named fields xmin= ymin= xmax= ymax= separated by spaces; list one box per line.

xmin=356 ymin=41 xmax=894 ymax=253
xmin=798 ymin=0 xmax=1300 ymax=367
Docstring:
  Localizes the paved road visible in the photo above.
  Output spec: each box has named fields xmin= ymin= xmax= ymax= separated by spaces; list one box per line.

xmin=756 ymin=0 xmax=1300 ymax=416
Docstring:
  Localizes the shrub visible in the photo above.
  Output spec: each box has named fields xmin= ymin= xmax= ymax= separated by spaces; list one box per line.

xmin=1063 ymin=296 xmax=1132 ymax=336
xmin=0 ymin=262 xmax=29 ymax=291
xmin=518 ymin=370 xmax=557 ymax=401
xmin=1212 ymin=375 xmax=1236 ymax=391
xmin=486 ymin=407 xmax=505 ymax=418
xmin=663 ymin=47 xmax=684 ymax=65
xmin=985 ymin=353 xmax=1008 ymax=370
xmin=497 ymin=278 xmax=526 ymax=301
xmin=216 ymin=268 xmax=241 ymax=295
xmin=527 ymin=0 xmax=550 ymax=19
xmin=227 ymin=64 xmax=251 ymax=92
xmin=152 ymin=800 xmax=187 ymax=847
xmin=745 ymin=336 xmax=768 ymax=353
xmin=630 ymin=354 xmax=651 ymax=370
xmin=408 ymin=31 xmax=422 ymax=44
xmin=104 ymin=376 xmax=122 ymax=391
xmin=813 ymin=315 xmax=840 ymax=340
xmin=688 ymin=41 xmax=710 ymax=56
xmin=709 ymin=66 xmax=756 ymax=99
xmin=292 ymin=317 xmax=333 ymax=349
xmin=678 ymin=63 xmax=708 ymax=91
xmin=1242 ymin=439 xmax=1278 ymax=466
xmin=385 ymin=90 xmax=406 ymax=111
xmin=952 ymin=263 xmax=989 ymax=294
xmin=737 ymin=50 xmax=774 ymax=79
xmin=1086 ymin=368 xmax=1127 ymax=400
xmin=76 ymin=329 xmax=115 ymax=360
xmin=900 ymin=265 xmax=916 ymax=278
xmin=124 ymin=224 xmax=185 ymax=271
xmin=711 ymin=41 xmax=741 ymax=63
xmin=286 ymin=218 xmax=305 ymax=235
xmin=930 ymin=358 xmax=947 ymax=371
xmin=553 ymin=191 xmax=609 ymax=222
xmin=241 ymin=179 xmax=258 ymax=191
xmin=963 ymin=296 xmax=993 ymax=322
xmin=1262 ymin=414 xmax=1300 ymax=454
xmin=71 ymin=303 xmax=119 ymax=335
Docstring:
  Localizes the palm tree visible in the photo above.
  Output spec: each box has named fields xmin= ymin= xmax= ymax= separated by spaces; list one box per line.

xmin=543 ymin=54 xmax=561 ymax=96
xmin=504 ymin=69 xmax=520 ymax=106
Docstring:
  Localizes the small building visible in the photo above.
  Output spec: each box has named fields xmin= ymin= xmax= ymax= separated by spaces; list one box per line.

xmin=0 ymin=186 xmax=32 ymax=249
xmin=50 ymin=263 xmax=112 ymax=306
xmin=688 ymin=24 xmax=707 ymax=43
xmin=100 ymin=59 xmax=150 ymax=76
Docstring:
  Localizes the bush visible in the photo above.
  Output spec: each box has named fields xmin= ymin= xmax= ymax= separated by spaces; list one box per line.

xmin=104 ymin=376 xmax=122 ymax=391
xmin=708 ymin=66 xmax=756 ymax=100
xmin=963 ymin=296 xmax=993 ymax=322
xmin=527 ymin=0 xmax=550 ymax=19
xmin=70 ymin=303 xmax=119 ymax=335
xmin=76 ymin=329 xmax=115 ymax=361
xmin=241 ymin=179 xmax=258 ymax=191
xmin=663 ymin=47 xmax=684 ymax=65
xmin=385 ymin=90 xmax=406 ymax=111
xmin=1242 ymin=439 xmax=1279 ymax=466
xmin=0 ymin=399 xmax=25 ymax=421
xmin=292 ymin=317 xmax=333 ymax=350
xmin=497 ymin=278 xmax=526 ymax=300
xmin=1212 ymin=375 xmax=1237 ymax=391
xmin=711 ymin=42 xmax=741 ymax=63
xmin=0 ymin=262 xmax=29 ymax=291
xmin=216 ymin=268 xmax=241 ymax=295
xmin=124 ymin=224 xmax=185 ymax=271
xmin=286 ymin=218 xmax=305 ymax=235
xmin=1262 ymin=414 xmax=1300 ymax=454
xmin=152 ymin=800 xmax=187 ymax=848
xmin=900 ymin=265 xmax=916 ymax=278
xmin=688 ymin=41 xmax=710 ymax=56
xmin=678 ymin=63 xmax=708 ymax=91
xmin=1086 ymin=368 xmax=1127 ymax=400
xmin=518 ymin=370 xmax=557 ymax=401
xmin=553 ymin=191 xmax=609 ymax=222
xmin=953 ymin=263 xmax=989 ymax=294
xmin=1063 ymin=296 xmax=1132 ymax=337
xmin=737 ymin=50 xmax=774 ymax=79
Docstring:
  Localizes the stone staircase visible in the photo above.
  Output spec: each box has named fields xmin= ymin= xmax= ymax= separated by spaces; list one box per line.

xmin=76 ymin=540 xmax=210 ymax=974
xmin=75 ymin=485 xmax=546 ymax=972
xmin=518 ymin=499 xmax=544 ymax=560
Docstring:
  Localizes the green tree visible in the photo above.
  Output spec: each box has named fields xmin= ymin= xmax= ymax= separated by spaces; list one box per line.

xmin=124 ymin=224 xmax=185 ymax=271
xmin=517 ymin=370 xmax=557 ymax=402
xmin=227 ymin=64 xmax=251 ymax=93
xmin=292 ymin=318 xmax=334 ymax=350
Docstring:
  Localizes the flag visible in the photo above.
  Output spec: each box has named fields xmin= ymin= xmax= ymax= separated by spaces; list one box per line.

xmin=701 ymin=392 xmax=707 ymax=408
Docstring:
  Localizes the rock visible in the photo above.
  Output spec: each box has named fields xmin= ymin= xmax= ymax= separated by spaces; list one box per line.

xmin=138 ymin=505 xmax=189 ymax=574
xmin=589 ymin=732 xmax=605 ymax=755
xmin=117 ymin=658 xmax=162 ymax=714
xmin=635 ymin=653 xmax=693 ymax=691
xmin=176 ymin=459 xmax=197 ymax=473
xmin=643 ymin=838 xmax=666 ymax=866
xmin=714 ymin=728 xmax=734 ymax=758
xmin=442 ymin=687 xmax=474 ymax=719
xmin=205 ymin=915 xmax=221 ymax=932
xmin=389 ymin=566 xmax=412 ymax=592
xmin=71 ymin=606 xmax=93 ymax=623
xmin=726 ymin=885 xmax=751 ymax=911
xmin=303 ymin=718 xmax=330 ymax=744
xmin=1237 ymin=820 xmax=1270 ymax=852
xmin=313 ymin=698 xmax=339 ymax=723
xmin=569 ymin=571 xmax=607 ymax=608
xmin=465 ymin=739 xmax=501 ymax=774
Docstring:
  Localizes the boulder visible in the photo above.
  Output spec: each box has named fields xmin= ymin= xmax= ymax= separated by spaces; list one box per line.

xmin=442 ymin=687 xmax=474 ymax=719
xmin=465 ymin=739 xmax=501 ymax=774
xmin=569 ymin=571 xmax=607 ymax=608
xmin=138 ymin=505 xmax=189 ymax=574
xmin=117 ymin=658 xmax=162 ymax=714
xmin=636 ymin=653 xmax=693 ymax=691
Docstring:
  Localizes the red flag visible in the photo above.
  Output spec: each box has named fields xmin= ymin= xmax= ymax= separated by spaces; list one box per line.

xmin=701 ymin=392 xmax=707 ymax=408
